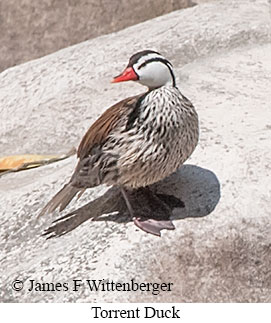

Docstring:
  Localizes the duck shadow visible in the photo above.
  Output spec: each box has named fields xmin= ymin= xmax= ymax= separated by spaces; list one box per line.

xmin=43 ymin=164 xmax=221 ymax=238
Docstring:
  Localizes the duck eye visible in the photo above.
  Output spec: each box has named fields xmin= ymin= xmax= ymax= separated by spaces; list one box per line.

xmin=138 ymin=62 xmax=147 ymax=70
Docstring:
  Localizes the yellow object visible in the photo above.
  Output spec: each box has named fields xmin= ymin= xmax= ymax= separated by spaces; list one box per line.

xmin=0 ymin=154 xmax=59 ymax=171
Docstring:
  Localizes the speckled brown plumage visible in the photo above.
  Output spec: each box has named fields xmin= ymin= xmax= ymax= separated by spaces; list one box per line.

xmin=40 ymin=50 xmax=199 ymax=236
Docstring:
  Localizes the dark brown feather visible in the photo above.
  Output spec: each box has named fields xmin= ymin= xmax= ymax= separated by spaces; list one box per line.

xmin=40 ymin=93 xmax=145 ymax=217
xmin=77 ymin=94 xmax=143 ymax=159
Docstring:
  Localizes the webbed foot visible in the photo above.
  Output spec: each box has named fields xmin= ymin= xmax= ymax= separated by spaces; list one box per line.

xmin=121 ymin=187 xmax=184 ymax=236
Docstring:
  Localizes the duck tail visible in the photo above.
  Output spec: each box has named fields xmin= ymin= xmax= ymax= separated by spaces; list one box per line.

xmin=38 ymin=183 xmax=81 ymax=217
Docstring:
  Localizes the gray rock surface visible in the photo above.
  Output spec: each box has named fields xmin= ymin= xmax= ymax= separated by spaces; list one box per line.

xmin=0 ymin=0 xmax=196 ymax=72
xmin=0 ymin=0 xmax=271 ymax=302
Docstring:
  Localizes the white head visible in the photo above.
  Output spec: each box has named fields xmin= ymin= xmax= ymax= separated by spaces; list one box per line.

xmin=112 ymin=50 xmax=176 ymax=90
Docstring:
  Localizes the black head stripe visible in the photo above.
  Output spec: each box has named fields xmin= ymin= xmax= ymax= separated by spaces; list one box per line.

xmin=137 ymin=57 xmax=172 ymax=70
xmin=128 ymin=50 xmax=161 ymax=67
